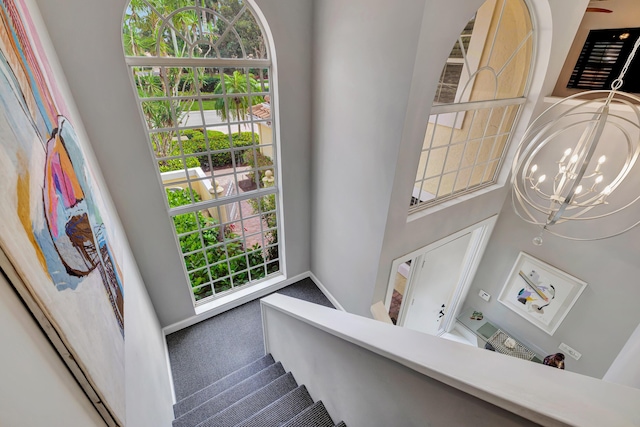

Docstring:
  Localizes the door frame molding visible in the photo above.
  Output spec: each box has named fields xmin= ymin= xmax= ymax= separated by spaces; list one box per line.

xmin=385 ymin=215 xmax=497 ymax=333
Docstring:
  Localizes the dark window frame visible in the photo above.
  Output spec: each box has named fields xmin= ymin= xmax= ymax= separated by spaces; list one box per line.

xmin=568 ymin=28 xmax=640 ymax=93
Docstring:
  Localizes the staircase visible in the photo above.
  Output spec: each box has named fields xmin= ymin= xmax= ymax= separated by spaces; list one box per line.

xmin=172 ymin=354 xmax=347 ymax=427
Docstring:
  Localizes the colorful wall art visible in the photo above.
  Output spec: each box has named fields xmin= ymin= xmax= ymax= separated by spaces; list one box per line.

xmin=497 ymin=252 xmax=587 ymax=336
xmin=0 ymin=0 xmax=124 ymax=422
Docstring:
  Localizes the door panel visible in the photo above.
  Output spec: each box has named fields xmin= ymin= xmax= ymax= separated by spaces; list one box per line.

xmin=403 ymin=232 xmax=472 ymax=335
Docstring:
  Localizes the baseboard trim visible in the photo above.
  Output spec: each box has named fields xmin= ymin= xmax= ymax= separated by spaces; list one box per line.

xmin=309 ymin=272 xmax=345 ymax=311
xmin=162 ymin=272 xmax=310 ymax=335
xmin=162 ymin=328 xmax=177 ymax=404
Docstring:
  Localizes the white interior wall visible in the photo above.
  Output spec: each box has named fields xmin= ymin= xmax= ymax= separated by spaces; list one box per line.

xmin=604 ymin=319 xmax=640 ymax=388
xmin=124 ymin=247 xmax=175 ymax=426
xmin=262 ymin=294 xmax=640 ymax=427
xmin=27 ymin=1 xmax=175 ymax=423
xmin=263 ymin=297 xmax=539 ymax=427
xmin=453 ymin=2 xmax=640 ymax=380
xmin=373 ymin=0 xmax=588 ymax=309
xmin=0 ymin=272 xmax=106 ymax=427
xmin=465 ymin=197 xmax=640 ymax=378
xmin=309 ymin=0 xmax=640 ymax=381
xmin=33 ymin=0 xmax=314 ymax=328
xmin=310 ymin=0 xmax=587 ymax=317
xmin=310 ymin=0 xmax=428 ymax=316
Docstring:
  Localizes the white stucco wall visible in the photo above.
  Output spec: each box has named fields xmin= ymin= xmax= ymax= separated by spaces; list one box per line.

xmin=0 ymin=273 xmax=106 ymax=427
xmin=466 ymin=199 xmax=640 ymax=379
xmin=604 ymin=318 xmax=640 ymax=388
xmin=310 ymin=0 xmax=428 ymax=316
xmin=309 ymin=0 xmax=638 ymax=381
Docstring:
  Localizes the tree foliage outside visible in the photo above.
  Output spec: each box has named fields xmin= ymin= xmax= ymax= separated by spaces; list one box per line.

xmin=123 ymin=0 xmax=266 ymax=60
xmin=167 ymin=187 xmax=268 ymax=300
xmin=124 ymin=0 xmax=268 ymax=162
xmin=213 ymin=71 xmax=264 ymax=133
xmin=126 ymin=0 xmax=279 ymax=300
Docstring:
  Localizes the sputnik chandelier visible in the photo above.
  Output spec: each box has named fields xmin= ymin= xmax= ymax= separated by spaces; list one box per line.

xmin=511 ymin=34 xmax=640 ymax=243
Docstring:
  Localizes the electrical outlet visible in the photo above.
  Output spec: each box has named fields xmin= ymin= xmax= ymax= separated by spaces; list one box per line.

xmin=479 ymin=290 xmax=491 ymax=302
xmin=559 ymin=342 xmax=582 ymax=360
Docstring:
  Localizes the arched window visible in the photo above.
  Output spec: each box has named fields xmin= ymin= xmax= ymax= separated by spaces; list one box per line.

xmin=411 ymin=0 xmax=534 ymax=211
xmin=123 ymin=0 xmax=280 ymax=305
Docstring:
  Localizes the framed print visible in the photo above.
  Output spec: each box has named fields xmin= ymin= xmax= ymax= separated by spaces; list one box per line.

xmin=497 ymin=252 xmax=586 ymax=336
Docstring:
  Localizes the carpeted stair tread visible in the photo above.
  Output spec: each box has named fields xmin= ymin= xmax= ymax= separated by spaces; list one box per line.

xmin=232 ymin=385 xmax=313 ymax=427
xmin=174 ymin=354 xmax=275 ymax=418
xmin=196 ymin=372 xmax=298 ymax=427
xmin=279 ymin=401 xmax=335 ymax=427
xmin=173 ymin=362 xmax=285 ymax=427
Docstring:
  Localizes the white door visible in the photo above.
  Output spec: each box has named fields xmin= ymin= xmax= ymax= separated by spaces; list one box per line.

xmin=402 ymin=233 xmax=472 ymax=335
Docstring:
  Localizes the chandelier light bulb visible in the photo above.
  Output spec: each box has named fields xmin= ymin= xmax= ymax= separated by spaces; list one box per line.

xmin=511 ymin=34 xmax=640 ymax=241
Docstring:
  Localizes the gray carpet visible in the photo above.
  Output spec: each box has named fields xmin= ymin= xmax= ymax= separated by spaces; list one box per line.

xmin=233 ymin=385 xmax=314 ymax=427
xmin=173 ymin=362 xmax=286 ymax=427
xmin=280 ymin=401 xmax=335 ymax=427
xmin=174 ymin=355 xmax=275 ymax=418
xmin=166 ymin=277 xmax=335 ymax=400
xmin=197 ymin=373 xmax=298 ymax=427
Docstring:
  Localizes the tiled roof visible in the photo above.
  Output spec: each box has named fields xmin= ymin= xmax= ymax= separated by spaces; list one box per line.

xmin=251 ymin=102 xmax=271 ymax=120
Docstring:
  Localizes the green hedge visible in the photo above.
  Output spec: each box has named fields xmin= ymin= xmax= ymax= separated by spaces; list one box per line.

xmin=158 ymin=130 xmax=258 ymax=172
xmin=182 ymin=130 xmax=258 ymax=169
xmin=159 ymin=156 xmax=200 ymax=173
xmin=166 ymin=186 xmax=270 ymax=300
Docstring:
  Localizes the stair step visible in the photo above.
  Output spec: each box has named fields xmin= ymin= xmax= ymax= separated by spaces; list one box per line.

xmin=174 ymin=354 xmax=275 ymax=418
xmin=195 ymin=372 xmax=298 ymax=427
xmin=173 ymin=362 xmax=285 ymax=427
xmin=279 ymin=401 xmax=335 ymax=427
xmin=233 ymin=385 xmax=314 ymax=427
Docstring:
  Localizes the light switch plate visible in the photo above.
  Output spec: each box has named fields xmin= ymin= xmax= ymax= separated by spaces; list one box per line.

xmin=479 ymin=290 xmax=491 ymax=302
xmin=559 ymin=342 xmax=582 ymax=360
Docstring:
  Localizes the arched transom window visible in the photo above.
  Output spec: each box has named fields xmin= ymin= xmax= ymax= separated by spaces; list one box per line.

xmin=411 ymin=0 xmax=534 ymax=212
xmin=123 ymin=0 xmax=280 ymax=305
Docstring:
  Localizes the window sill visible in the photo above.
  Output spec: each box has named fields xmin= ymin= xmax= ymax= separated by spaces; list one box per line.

xmin=194 ymin=273 xmax=286 ymax=316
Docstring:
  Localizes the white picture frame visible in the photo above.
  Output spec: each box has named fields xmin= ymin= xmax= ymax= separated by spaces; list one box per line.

xmin=497 ymin=252 xmax=587 ymax=336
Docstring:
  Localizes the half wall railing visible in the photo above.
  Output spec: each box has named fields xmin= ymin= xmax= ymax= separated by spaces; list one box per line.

xmin=261 ymin=294 xmax=639 ymax=427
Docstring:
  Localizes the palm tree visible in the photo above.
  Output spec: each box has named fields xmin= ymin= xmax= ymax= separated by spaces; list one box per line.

xmin=125 ymin=0 xmax=199 ymax=160
xmin=213 ymin=70 xmax=264 ymax=133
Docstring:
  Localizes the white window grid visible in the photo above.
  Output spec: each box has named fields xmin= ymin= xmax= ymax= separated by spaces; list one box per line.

xmin=411 ymin=0 xmax=535 ymax=213
xmin=433 ymin=18 xmax=475 ymax=105
xmin=412 ymin=97 xmax=525 ymax=210
xmin=125 ymin=2 xmax=280 ymax=306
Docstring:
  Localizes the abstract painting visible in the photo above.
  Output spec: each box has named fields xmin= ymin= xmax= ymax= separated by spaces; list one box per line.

xmin=497 ymin=252 xmax=587 ymax=336
xmin=0 ymin=0 xmax=124 ymax=422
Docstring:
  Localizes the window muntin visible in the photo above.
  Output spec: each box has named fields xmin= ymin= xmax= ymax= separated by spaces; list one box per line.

xmin=412 ymin=0 xmax=534 ymax=212
xmin=124 ymin=0 xmax=280 ymax=305
xmin=433 ymin=17 xmax=475 ymax=105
